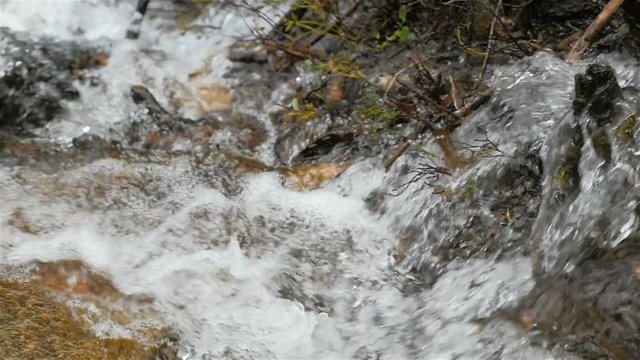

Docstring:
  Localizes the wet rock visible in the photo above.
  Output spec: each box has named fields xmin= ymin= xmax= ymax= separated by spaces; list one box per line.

xmin=275 ymin=123 xmax=360 ymax=166
xmin=352 ymin=345 xmax=382 ymax=360
xmin=72 ymin=133 xmax=122 ymax=159
xmin=167 ymin=72 xmax=234 ymax=117
xmin=192 ymin=145 xmax=349 ymax=195
xmin=228 ymin=47 xmax=269 ymax=64
xmin=131 ymin=84 xmax=173 ymax=120
xmin=126 ymin=85 xmax=221 ymax=151
xmin=0 ymin=136 xmax=121 ymax=174
xmin=622 ymin=0 xmax=640 ymax=27
xmin=192 ymin=148 xmax=272 ymax=196
xmin=400 ymin=140 xmax=543 ymax=275
xmin=573 ymin=64 xmax=624 ymax=124
xmin=0 ymin=27 xmax=107 ymax=133
xmin=224 ymin=112 xmax=267 ymax=152
xmin=507 ymin=238 xmax=640 ymax=359
xmin=284 ymin=162 xmax=351 ymax=190
xmin=522 ymin=0 xmax=604 ymax=47
xmin=128 ymin=86 xmax=266 ymax=153
xmin=276 ymin=273 xmax=332 ymax=314
xmin=531 ymin=64 xmax=638 ymax=276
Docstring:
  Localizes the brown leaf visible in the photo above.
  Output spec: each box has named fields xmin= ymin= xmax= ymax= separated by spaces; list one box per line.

xmin=327 ymin=77 xmax=343 ymax=103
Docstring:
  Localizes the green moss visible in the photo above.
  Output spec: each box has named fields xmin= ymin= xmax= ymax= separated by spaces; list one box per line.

xmin=554 ymin=164 xmax=575 ymax=191
xmin=460 ymin=184 xmax=476 ymax=201
xmin=589 ymin=128 xmax=611 ymax=164
xmin=435 ymin=186 xmax=454 ymax=200
xmin=554 ymin=125 xmax=584 ymax=192
xmin=616 ymin=115 xmax=638 ymax=144
xmin=356 ymin=105 xmax=402 ymax=134
xmin=284 ymin=102 xmax=320 ymax=123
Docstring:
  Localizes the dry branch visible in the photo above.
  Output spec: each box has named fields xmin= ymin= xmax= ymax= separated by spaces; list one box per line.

xmin=433 ymin=128 xmax=463 ymax=170
xmin=565 ymin=0 xmax=626 ymax=62
xmin=475 ymin=0 xmax=503 ymax=89
xmin=383 ymin=89 xmax=494 ymax=171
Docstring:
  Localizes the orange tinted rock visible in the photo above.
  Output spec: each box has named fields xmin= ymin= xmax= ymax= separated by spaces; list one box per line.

xmin=285 ymin=162 xmax=350 ymax=190
xmin=197 ymin=85 xmax=234 ymax=113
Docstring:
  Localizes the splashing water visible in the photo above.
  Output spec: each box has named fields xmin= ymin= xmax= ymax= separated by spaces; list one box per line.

xmin=1 ymin=1 xmax=639 ymax=359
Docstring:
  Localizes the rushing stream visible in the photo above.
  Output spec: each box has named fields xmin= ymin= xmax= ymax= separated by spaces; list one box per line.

xmin=1 ymin=1 xmax=639 ymax=359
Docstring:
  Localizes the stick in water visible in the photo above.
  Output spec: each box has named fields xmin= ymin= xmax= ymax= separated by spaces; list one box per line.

xmin=126 ymin=0 xmax=151 ymax=39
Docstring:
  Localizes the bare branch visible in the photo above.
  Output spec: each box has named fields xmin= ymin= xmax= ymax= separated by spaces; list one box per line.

xmin=565 ymin=0 xmax=626 ymax=62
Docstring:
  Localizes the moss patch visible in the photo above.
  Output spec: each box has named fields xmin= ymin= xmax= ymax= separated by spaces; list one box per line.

xmin=0 ymin=279 xmax=174 ymax=360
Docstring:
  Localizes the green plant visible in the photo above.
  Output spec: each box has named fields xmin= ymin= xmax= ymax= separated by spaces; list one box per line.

xmin=616 ymin=115 xmax=638 ymax=144
xmin=356 ymin=104 xmax=402 ymax=134
xmin=284 ymin=99 xmax=320 ymax=122
xmin=375 ymin=5 xmax=416 ymax=50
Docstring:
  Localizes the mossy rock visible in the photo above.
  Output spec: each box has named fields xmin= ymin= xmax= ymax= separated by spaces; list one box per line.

xmin=0 ymin=280 xmax=174 ymax=360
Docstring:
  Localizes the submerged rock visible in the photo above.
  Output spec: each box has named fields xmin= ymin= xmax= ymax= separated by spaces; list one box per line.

xmin=396 ymin=140 xmax=544 ymax=274
xmin=507 ymin=237 xmax=640 ymax=359
xmin=0 ymin=27 xmax=108 ymax=133
xmin=532 ymin=63 xmax=640 ymax=276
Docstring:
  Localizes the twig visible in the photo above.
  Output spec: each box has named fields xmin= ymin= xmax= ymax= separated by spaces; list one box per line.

xmin=449 ymin=75 xmax=462 ymax=110
xmin=433 ymin=128 xmax=463 ymax=170
xmin=384 ymin=120 xmax=432 ymax=171
xmin=392 ymin=161 xmax=452 ymax=194
xmin=477 ymin=0 xmax=532 ymax=57
xmin=397 ymin=79 xmax=463 ymax=122
xmin=449 ymin=89 xmax=494 ymax=126
xmin=383 ymin=89 xmax=494 ymax=171
xmin=126 ymin=0 xmax=151 ymax=39
xmin=565 ymin=0 xmax=626 ymax=62
xmin=456 ymin=127 xmax=504 ymax=158
xmin=306 ymin=0 xmax=364 ymax=47
xmin=474 ymin=0 xmax=502 ymax=90
xmin=267 ymin=0 xmax=309 ymax=40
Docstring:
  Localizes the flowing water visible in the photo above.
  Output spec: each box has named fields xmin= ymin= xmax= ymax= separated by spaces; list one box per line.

xmin=1 ymin=1 xmax=639 ymax=359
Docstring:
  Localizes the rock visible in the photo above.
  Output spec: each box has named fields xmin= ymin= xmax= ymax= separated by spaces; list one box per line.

xmin=284 ymin=162 xmax=351 ymax=190
xmin=228 ymin=47 xmax=269 ymax=64
xmin=126 ymin=85 xmax=221 ymax=151
xmin=573 ymin=64 xmax=624 ymax=124
xmin=192 ymin=148 xmax=273 ymax=196
xmin=167 ymin=74 xmax=234 ymax=117
xmin=507 ymin=238 xmax=640 ymax=359
xmin=531 ymin=64 xmax=638 ymax=276
xmin=0 ymin=28 xmax=108 ymax=133
xmin=0 ymin=274 xmax=178 ymax=359
xmin=275 ymin=124 xmax=359 ymax=166
xmin=399 ymin=140 xmax=543 ymax=275
xmin=225 ymin=113 xmax=267 ymax=152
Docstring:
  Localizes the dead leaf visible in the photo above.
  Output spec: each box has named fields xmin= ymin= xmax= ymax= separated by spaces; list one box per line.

xmin=327 ymin=77 xmax=343 ymax=103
